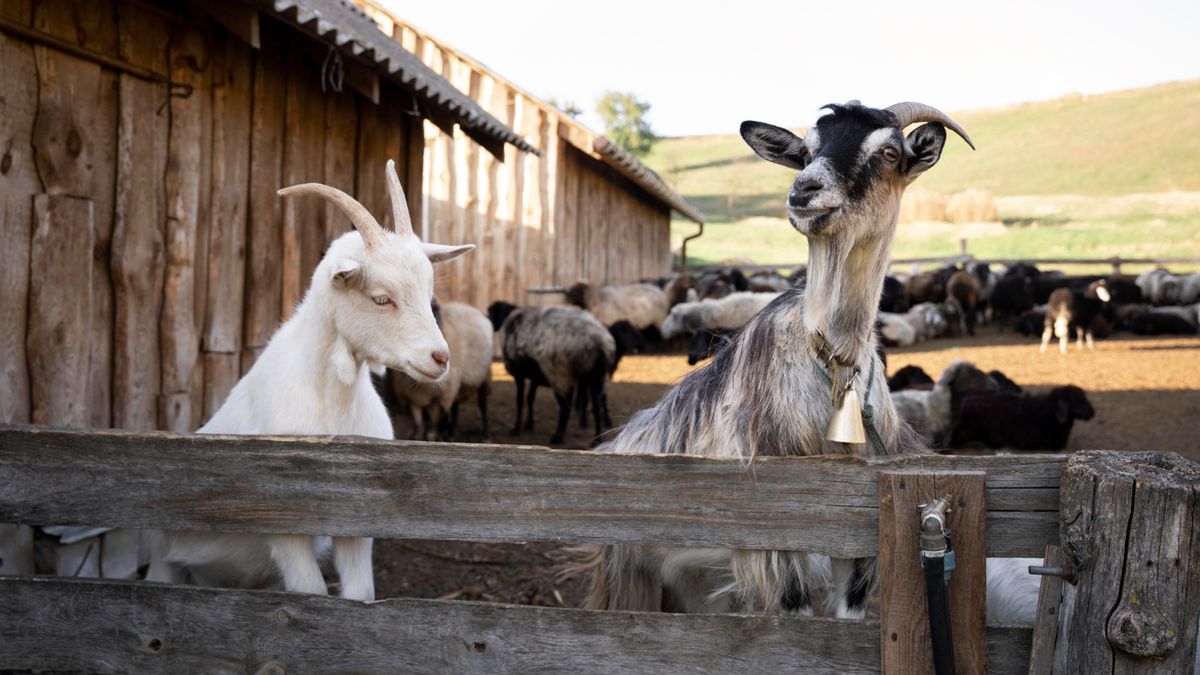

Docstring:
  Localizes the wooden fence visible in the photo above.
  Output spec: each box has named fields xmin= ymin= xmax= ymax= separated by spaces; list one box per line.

xmin=0 ymin=424 xmax=1110 ymax=673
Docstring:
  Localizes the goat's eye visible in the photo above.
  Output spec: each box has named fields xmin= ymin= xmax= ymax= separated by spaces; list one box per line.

xmin=882 ymin=147 xmax=900 ymax=162
xmin=372 ymin=295 xmax=392 ymax=307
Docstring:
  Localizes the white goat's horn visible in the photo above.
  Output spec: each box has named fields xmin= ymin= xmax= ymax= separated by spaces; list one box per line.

xmin=884 ymin=102 xmax=975 ymax=150
xmin=277 ymin=183 xmax=386 ymax=250
xmin=385 ymin=159 xmax=414 ymax=238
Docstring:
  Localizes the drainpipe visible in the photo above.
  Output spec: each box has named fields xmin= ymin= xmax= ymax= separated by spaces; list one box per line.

xmin=920 ymin=495 xmax=956 ymax=675
xmin=679 ymin=221 xmax=704 ymax=272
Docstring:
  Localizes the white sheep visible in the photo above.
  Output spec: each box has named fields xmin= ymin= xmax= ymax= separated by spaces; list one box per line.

xmin=389 ymin=301 xmax=494 ymax=442
xmin=145 ymin=161 xmax=473 ymax=600
xmin=877 ymin=302 xmax=946 ymax=346
xmin=661 ymin=291 xmax=782 ymax=339
xmin=565 ymin=281 xmax=669 ymax=331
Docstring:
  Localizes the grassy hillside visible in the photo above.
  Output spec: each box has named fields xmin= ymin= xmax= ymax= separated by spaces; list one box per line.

xmin=648 ymin=80 xmax=1200 ymax=266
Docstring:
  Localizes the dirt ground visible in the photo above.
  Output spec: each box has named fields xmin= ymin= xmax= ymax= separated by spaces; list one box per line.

xmin=375 ymin=327 xmax=1200 ymax=603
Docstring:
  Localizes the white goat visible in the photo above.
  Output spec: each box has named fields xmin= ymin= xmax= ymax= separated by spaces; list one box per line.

xmin=146 ymin=161 xmax=473 ymax=600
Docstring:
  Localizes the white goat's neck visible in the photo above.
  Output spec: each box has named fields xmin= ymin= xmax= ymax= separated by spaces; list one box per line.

xmin=279 ymin=292 xmax=366 ymax=423
xmin=799 ymin=203 xmax=900 ymax=368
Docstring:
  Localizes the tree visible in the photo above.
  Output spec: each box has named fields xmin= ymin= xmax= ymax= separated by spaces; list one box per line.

xmin=596 ymin=91 xmax=657 ymax=157
xmin=547 ymin=97 xmax=583 ymax=119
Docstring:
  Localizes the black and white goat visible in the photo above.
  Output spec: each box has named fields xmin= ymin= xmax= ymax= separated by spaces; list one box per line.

xmin=583 ymin=101 xmax=973 ymax=617
xmin=1041 ymin=285 xmax=1110 ymax=353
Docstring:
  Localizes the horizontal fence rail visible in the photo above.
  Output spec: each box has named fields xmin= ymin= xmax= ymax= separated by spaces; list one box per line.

xmin=0 ymin=576 xmax=1035 ymax=675
xmin=0 ymin=425 xmax=1065 ymax=557
xmin=680 ymin=254 xmax=1200 ymax=275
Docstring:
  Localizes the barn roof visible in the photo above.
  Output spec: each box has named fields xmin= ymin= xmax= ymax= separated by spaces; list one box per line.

xmin=354 ymin=2 xmax=706 ymax=225
xmin=257 ymin=0 xmax=538 ymax=159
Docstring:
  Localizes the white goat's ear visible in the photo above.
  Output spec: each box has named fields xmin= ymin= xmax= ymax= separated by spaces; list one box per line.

xmin=330 ymin=259 xmax=363 ymax=287
xmin=423 ymin=242 xmax=475 ymax=264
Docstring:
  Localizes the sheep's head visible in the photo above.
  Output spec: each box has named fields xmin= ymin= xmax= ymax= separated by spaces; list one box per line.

xmin=740 ymin=102 xmax=972 ymax=239
xmin=279 ymin=160 xmax=474 ymax=384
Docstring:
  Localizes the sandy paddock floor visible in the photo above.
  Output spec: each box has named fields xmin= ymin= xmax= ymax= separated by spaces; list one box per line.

xmin=375 ymin=328 xmax=1200 ymax=603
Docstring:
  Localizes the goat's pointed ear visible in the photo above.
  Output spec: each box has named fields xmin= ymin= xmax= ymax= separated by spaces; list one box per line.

xmin=904 ymin=122 xmax=947 ymax=178
xmin=740 ymin=121 xmax=809 ymax=171
xmin=423 ymin=242 xmax=475 ymax=264
xmin=330 ymin=259 xmax=363 ymax=287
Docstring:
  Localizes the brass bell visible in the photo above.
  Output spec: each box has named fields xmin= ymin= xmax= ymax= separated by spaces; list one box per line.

xmin=827 ymin=383 xmax=866 ymax=444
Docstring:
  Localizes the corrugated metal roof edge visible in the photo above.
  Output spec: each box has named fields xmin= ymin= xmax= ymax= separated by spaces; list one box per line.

xmin=359 ymin=2 xmax=705 ymax=225
xmin=261 ymin=0 xmax=540 ymax=158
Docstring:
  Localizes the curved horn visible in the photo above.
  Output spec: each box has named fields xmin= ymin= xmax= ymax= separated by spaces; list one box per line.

xmin=385 ymin=159 xmax=414 ymax=238
xmin=885 ymin=102 xmax=975 ymax=150
xmin=277 ymin=183 xmax=387 ymax=249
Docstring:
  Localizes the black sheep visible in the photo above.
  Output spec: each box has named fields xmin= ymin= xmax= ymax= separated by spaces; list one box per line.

xmin=951 ymin=385 xmax=1095 ymax=450
xmin=887 ymin=365 xmax=934 ymax=392
xmin=1130 ymin=311 xmax=1198 ymax=336
xmin=879 ymin=275 xmax=910 ymax=313
xmin=687 ymin=328 xmax=734 ymax=366
xmin=991 ymin=275 xmax=1036 ymax=326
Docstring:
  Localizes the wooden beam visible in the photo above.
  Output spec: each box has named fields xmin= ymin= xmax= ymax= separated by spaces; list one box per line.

xmin=1057 ymin=451 xmax=1200 ymax=673
xmin=1026 ymin=545 xmax=1065 ymax=675
xmin=0 ymin=576 xmax=1035 ymax=674
xmin=0 ymin=426 xmax=1063 ymax=556
xmin=195 ymin=0 xmax=259 ymax=50
xmin=879 ymin=471 xmax=987 ymax=674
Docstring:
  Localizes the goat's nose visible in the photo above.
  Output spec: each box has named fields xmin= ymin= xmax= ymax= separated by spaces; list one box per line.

xmin=788 ymin=179 xmax=822 ymax=208
xmin=431 ymin=349 xmax=449 ymax=367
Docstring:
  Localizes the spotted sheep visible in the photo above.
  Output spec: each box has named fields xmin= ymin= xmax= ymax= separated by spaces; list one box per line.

xmin=581 ymin=101 xmax=974 ymax=617
xmin=145 ymin=161 xmax=473 ymax=600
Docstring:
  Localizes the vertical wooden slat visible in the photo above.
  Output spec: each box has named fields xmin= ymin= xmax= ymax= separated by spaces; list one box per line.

xmin=472 ymin=73 xmax=499 ymax=307
xmin=1026 ymin=545 xmax=1064 ymax=675
xmin=160 ymin=22 xmax=211 ymax=431
xmin=880 ymin=471 xmax=988 ymax=675
xmin=520 ymin=103 xmax=544 ymax=304
xmin=204 ymin=31 xmax=253 ymax=355
xmin=558 ymin=142 xmax=578 ymax=288
xmin=404 ymin=95 xmax=425 ymax=238
xmin=201 ymin=30 xmax=253 ymax=414
xmin=31 ymin=0 xmax=119 ymax=429
xmin=354 ymin=85 xmax=402 ymax=230
xmin=111 ymin=4 xmax=169 ymax=430
xmin=281 ymin=62 xmax=324 ymax=317
xmin=27 ymin=195 xmax=94 ymax=427
xmin=322 ymin=89 xmax=357 ymax=262
xmin=242 ymin=22 xmax=286 ymax=372
xmin=0 ymin=523 xmax=34 ymax=575
xmin=0 ymin=26 xmax=37 ymax=424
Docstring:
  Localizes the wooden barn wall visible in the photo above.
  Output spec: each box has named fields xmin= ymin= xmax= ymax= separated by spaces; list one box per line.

xmin=0 ymin=1 xmax=424 ymax=433
xmin=395 ymin=28 xmax=672 ymax=308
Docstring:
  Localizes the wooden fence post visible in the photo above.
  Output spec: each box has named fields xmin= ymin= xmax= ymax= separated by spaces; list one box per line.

xmin=1058 ymin=451 xmax=1200 ymax=673
xmin=880 ymin=471 xmax=987 ymax=674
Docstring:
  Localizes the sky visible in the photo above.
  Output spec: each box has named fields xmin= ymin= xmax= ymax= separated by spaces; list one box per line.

xmin=378 ymin=0 xmax=1200 ymax=138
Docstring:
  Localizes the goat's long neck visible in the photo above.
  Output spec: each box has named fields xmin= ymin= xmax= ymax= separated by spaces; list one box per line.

xmin=800 ymin=213 xmax=898 ymax=368
xmin=281 ymin=299 xmax=365 ymax=416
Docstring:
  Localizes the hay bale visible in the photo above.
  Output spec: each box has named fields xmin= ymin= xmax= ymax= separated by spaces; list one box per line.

xmin=945 ymin=189 xmax=998 ymax=224
xmin=900 ymin=189 xmax=949 ymax=223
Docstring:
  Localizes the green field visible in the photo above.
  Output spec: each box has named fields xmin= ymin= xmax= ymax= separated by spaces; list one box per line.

xmin=650 ymin=80 xmax=1200 ymax=267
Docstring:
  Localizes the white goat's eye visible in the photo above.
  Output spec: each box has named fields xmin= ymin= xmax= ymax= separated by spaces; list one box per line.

xmin=372 ymin=295 xmax=392 ymax=306
xmin=882 ymin=147 xmax=900 ymax=162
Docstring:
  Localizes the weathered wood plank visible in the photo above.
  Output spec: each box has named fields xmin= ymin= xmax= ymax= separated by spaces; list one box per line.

xmin=203 ymin=31 xmax=252 ymax=356
xmin=0 ymin=27 xmax=38 ymax=424
xmin=1058 ymin=451 xmax=1200 ymax=674
xmin=354 ymin=83 xmax=404 ymax=234
xmin=1027 ymin=545 xmax=1064 ymax=675
xmin=160 ymin=22 xmax=210 ymax=432
xmin=322 ymin=87 xmax=357 ymax=249
xmin=0 ymin=576 xmax=1036 ymax=674
xmin=879 ymin=471 xmax=987 ymax=674
xmin=202 ymin=352 xmax=241 ymax=423
xmin=0 ymin=426 xmax=1063 ymax=556
xmin=27 ymin=196 xmax=94 ymax=426
xmin=112 ymin=4 xmax=170 ymax=430
xmin=30 ymin=2 xmax=118 ymax=428
xmin=243 ymin=21 xmax=286 ymax=360
xmin=0 ymin=523 xmax=34 ymax=574
xmin=201 ymin=0 xmax=259 ymax=50
xmin=281 ymin=59 xmax=325 ymax=314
